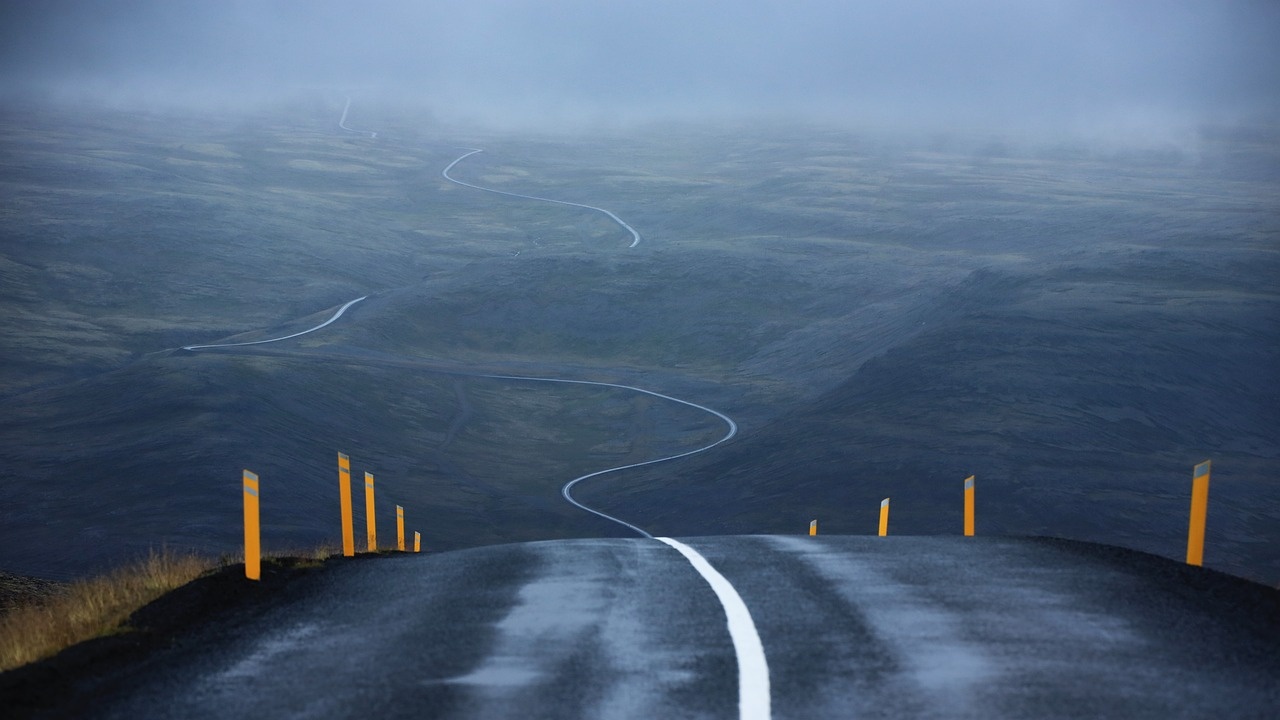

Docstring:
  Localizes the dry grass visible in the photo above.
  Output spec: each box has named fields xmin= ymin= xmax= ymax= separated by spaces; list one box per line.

xmin=0 ymin=543 xmax=346 ymax=673
xmin=0 ymin=549 xmax=220 ymax=672
xmin=262 ymin=543 xmax=344 ymax=568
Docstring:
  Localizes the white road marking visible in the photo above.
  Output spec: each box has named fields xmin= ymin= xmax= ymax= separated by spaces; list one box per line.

xmin=657 ymin=537 xmax=771 ymax=720
xmin=442 ymin=148 xmax=642 ymax=248
xmin=182 ymin=296 xmax=367 ymax=351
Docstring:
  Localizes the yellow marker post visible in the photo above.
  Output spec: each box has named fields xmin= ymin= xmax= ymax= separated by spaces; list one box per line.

xmin=878 ymin=498 xmax=890 ymax=537
xmin=338 ymin=453 xmax=355 ymax=557
xmin=1186 ymin=460 xmax=1211 ymax=566
xmin=414 ymin=531 xmax=421 ymax=553
xmin=243 ymin=470 xmax=260 ymax=581
xmin=364 ymin=472 xmax=377 ymax=552
xmin=809 ymin=519 xmax=818 ymax=536
xmin=396 ymin=505 xmax=405 ymax=552
xmin=964 ymin=475 xmax=975 ymax=537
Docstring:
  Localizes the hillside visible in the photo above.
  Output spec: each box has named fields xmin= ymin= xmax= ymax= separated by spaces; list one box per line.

xmin=1 ymin=100 xmax=1278 ymax=585
xmin=579 ymin=256 xmax=1280 ymax=582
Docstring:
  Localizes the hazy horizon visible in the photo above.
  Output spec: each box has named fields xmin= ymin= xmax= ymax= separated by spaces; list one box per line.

xmin=2 ymin=0 xmax=1278 ymax=142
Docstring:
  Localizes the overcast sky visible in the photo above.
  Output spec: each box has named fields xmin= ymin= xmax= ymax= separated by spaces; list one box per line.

xmin=1 ymin=0 xmax=1277 ymax=136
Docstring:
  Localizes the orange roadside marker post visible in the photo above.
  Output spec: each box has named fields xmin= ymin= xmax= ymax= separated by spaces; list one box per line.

xmin=338 ymin=453 xmax=355 ymax=557
xmin=809 ymin=519 xmax=818 ymax=536
xmin=243 ymin=470 xmax=261 ymax=581
xmin=364 ymin=472 xmax=377 ymax=551
xmin=964 ymin=475 xmax=975 ymax=537
xmin=1186 ymin=460 xmax=1211 ymax=566
xmin=414 ymin=531 xmax=421 ymax=553
xmin=878 ymin=498 xmax=890 ymax=537
xmin=396 ymin=505 xmax=405 ymax=552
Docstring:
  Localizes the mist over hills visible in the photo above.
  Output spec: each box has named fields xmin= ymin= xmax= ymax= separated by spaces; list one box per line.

xmin=0 ymin=95 xmax=1277 ymax=585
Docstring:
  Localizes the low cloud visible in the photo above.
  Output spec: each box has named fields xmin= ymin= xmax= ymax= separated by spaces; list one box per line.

xmin=2 ymin=0 xmax=1277 ymax=140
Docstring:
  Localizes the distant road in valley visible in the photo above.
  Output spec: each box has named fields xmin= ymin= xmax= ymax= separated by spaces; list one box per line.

xmin=178 ymin=105 xmax=722 ymax=538
xmin=478 ymin=373 xmax=738 ymax=538
xmin=180 ymin=296 xmax=367 ymax=351
xmin=338 ymin=97 xmax=377 ymax=138
xmin=182 ymin=315 xmax=737 ymax=539
xmin=442 ymin=148 xmax=642 ymax=248
xmin=19 ymin=102 xmax=1278 ymax=720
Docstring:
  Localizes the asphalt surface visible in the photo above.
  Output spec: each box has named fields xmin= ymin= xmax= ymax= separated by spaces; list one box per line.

xmin=67 ymin=536 xmax=1278 ymax=720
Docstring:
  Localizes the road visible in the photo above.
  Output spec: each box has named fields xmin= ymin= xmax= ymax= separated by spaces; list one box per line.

xmin=180 ymin=296 xmax=367 ymax=351
xmin=134 ymin=108 xmax=1278 ymax=717
xmin=179 ymin=106 xmax=729 ymax=539
xmin=84 ymin=536 xmax=1278 ymax=719
xmin=338 ymin=97 xmax=377 ymax=138
xmin=180 ymin=315 xmax=738 ymax=540
xmin=480 ymin=374 xmax=737 ymax=538
xmin=442 ymin=148 xmax=643 ymax=248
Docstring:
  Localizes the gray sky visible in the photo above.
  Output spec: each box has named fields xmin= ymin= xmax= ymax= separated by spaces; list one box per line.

xmin=1 ymin=0 xmax=1277 ymax=136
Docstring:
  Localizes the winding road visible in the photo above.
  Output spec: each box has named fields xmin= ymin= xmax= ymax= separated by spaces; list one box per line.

xmin=442 ymin=148 xmax=642 ymax=248
xmin=338 ymin=97 xmax=377 ymax=138
xmin=169 ymin=104 xmax=765 ymax=716
xmin=180 ymin=115 xmax=726 ymax=540
xmin=479 ymin=373 xmax=737 ymax=538
xmin=180 ymin=296 xmax=367 ymax=351
xmin=15 ymin=101 xmax=1277 ymax=720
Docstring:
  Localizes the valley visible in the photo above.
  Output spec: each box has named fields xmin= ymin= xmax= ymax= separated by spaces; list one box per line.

xmin=1 ymin=99 xmax=1276 ymax=584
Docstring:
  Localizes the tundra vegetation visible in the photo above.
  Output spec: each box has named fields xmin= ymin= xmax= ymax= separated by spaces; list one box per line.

xmin=0 ymin=99 xmax=1277 ymax=590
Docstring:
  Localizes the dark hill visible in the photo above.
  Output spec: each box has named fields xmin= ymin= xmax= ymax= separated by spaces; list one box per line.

xmin=576 ymin=258 xmax=1280 ymax=585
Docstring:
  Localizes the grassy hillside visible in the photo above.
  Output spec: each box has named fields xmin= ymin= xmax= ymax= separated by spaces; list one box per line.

xmin=580 ymin=257 xmax=1279 ymax=582
xmin=1 ymin=99 xmax=1276 ymax=583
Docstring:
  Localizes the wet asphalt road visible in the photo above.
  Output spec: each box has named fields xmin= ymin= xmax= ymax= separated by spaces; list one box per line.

xmin=88 ymin=536 xmax=1279 ymax=719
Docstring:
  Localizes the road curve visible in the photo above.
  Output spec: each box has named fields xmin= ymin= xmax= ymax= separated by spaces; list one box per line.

xmin=178 ymin=104 xmax=732 ymax=536
xmin=183 ymin=316 xmax=737 ymax=538
xmin=180 ymin=296 xmax=367 ymax=351
xmin=442 ymin=148 xmax=642 ymax=248
xmin=478 ymin=372 xmax=739 ymax=538
xmin=338 ymin=97 xmax=377 ymax=138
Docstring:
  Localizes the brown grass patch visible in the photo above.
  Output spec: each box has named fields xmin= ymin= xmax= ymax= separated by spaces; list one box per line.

xmin=0 ymin=550 xmax=218 ymax=672
xmin=0 ymin=544 xmax=343 ymax=673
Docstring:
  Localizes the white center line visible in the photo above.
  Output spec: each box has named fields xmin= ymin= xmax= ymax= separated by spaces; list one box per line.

xmin=657 ymin=537 xmax=770 ymax=720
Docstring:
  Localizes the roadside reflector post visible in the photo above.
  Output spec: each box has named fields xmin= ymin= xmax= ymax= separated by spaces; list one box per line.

xmin=878 ymin=498 xmax=890 ymax=537
xmin=397 ymin=505 xmax=405 ymax=552
xmin=365 ymin=472 xmax=377 ymax=552
xmin=338 ymin=453 xmax=355 ymax=557
xmin=1186 ymin=460 xmax=1211 ymax=566
xmin=964 ymin=475 xmax=975 ymax=537
xmin=809 ymin=519 xmax=818 ymax=536
xmin=414 ymin=531 xmax=421 ymax=553
xmin=243 ymin=470 xmax=261 ymax=581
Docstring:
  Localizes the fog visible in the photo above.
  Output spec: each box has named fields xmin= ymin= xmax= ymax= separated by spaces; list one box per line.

xmin=2 ymin=0 xmax=1279 ymax=139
